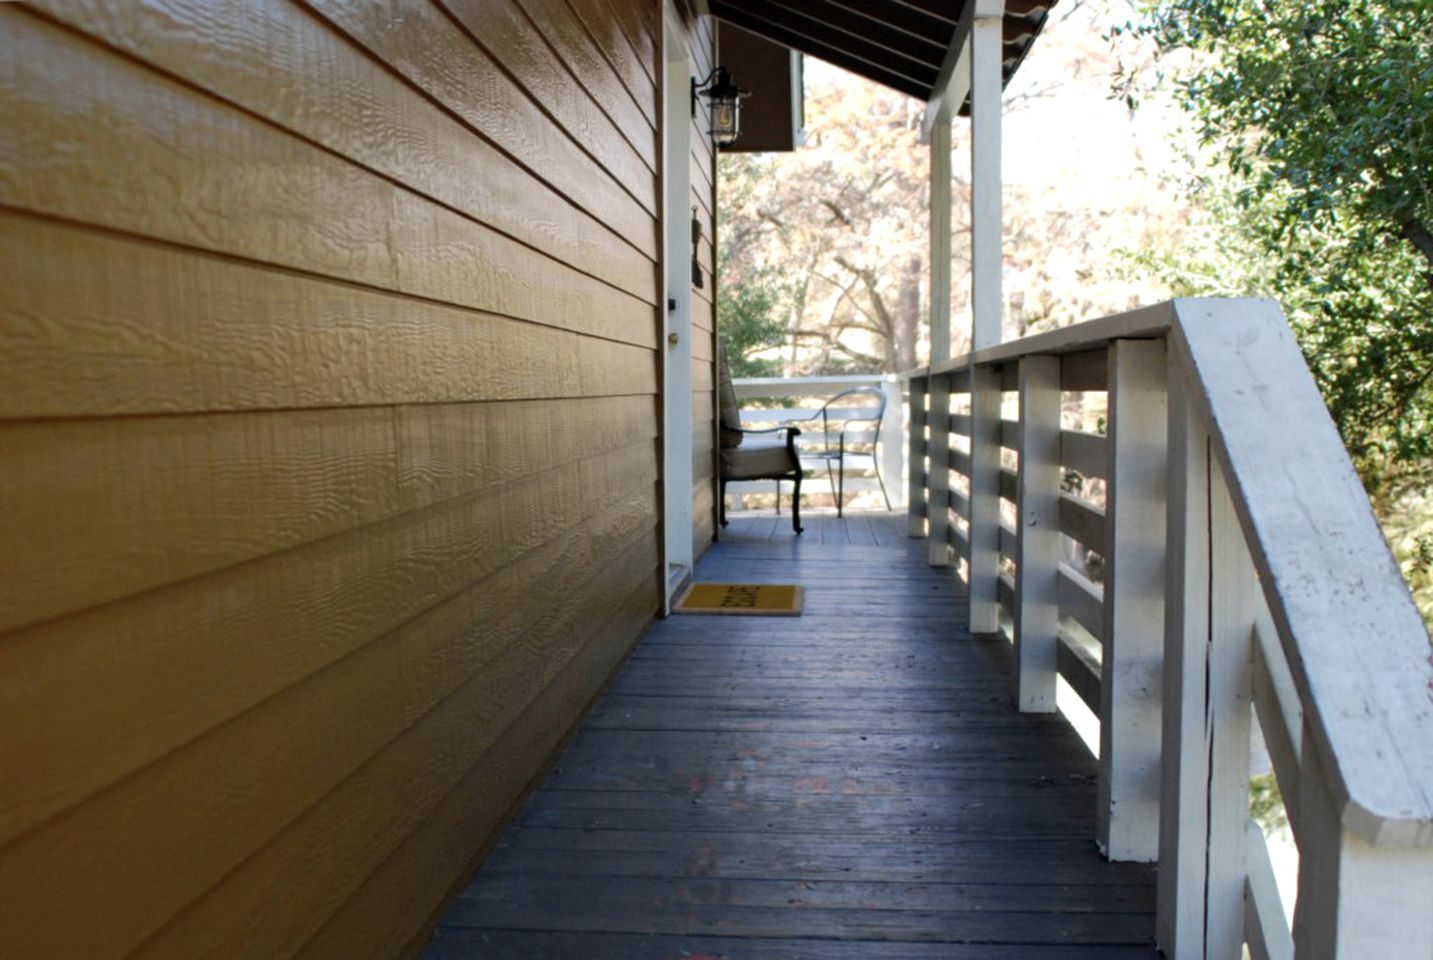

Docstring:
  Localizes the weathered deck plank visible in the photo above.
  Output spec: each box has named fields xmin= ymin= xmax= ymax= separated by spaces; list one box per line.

xmin=422 ymin=512 xmax=1157 ymax=957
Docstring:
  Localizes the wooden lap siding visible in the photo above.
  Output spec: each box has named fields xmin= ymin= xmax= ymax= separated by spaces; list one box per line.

xmin=0 ymin=2 xmax=710 ymax=957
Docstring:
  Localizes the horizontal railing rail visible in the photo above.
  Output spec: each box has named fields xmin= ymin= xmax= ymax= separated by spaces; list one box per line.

xmin=905 ymin=298 xmax=1433 ymax=959
xmin=728 ymin=374 xmax=905 ymax=510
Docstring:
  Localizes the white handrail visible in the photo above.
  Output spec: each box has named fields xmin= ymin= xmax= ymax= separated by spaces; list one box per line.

xmin=1174 ymin=300 xmax=1433 ymax=843
xmin=904 ymin=297 xmax=1433 ymax=959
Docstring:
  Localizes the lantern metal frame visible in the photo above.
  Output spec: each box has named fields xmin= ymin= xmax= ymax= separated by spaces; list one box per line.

xmin=691 ymin=66 xmax=749 ymax=147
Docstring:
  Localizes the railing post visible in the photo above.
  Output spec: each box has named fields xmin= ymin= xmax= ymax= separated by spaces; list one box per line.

xmin=907 ymin=376 xmax=928 ymax=537
xmin=926 ymin=373 xmax=952 ymax=566
xmin=880 ymin=377 xmax=904 ymax=509
xmin=1157 ymin=354 xmax=1212 ymax=959
xmin=1204 ymin=462 xmax=1255 ymax=958
xmin=1013 ymin=355 xmax=1060 ymax=711
xmin=1158 ymin=347 xmax=1257 ymax=958
xmin=1294 ymin=736 xmax=1433 ymax=957
xmin=1097 ymin=339 xmax=1167 ymax=862
xmin=967 ymin=363 xmax=1002 ymax=632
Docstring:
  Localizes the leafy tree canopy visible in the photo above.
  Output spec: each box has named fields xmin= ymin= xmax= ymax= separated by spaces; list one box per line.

xmin=1122 ymin=0 xmax=1433 ymax=497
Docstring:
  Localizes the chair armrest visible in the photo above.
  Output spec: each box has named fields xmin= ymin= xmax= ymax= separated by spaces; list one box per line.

xmin=738 ymin=425 xmax=802 ymax=438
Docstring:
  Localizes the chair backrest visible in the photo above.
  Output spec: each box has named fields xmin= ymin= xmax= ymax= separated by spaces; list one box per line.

xmin=811 ymin=386 xmax=886 ymax=453
xmin=716 ymin=345 xmax=743 ymax=449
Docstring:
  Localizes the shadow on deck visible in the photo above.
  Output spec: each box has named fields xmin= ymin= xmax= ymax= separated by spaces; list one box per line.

xmin=422 ymin=512 xmax=1158 ymax=958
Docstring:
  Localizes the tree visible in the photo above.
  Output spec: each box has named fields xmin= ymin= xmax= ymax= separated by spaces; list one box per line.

xmin=1122 ymin=0 xmax=1433 ymax=497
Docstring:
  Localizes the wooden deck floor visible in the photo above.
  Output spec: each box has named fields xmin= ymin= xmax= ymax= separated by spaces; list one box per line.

xmin=421 ymin=512 xmax=1158 ymax=959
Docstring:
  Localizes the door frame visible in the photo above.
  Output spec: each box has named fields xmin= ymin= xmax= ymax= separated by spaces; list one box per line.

xmin=660 ymin=0 xmax=695 ymax=613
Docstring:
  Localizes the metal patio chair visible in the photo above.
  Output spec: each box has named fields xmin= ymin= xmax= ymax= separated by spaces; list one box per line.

xmin=799 ymin=386 xmax=892 ymax=517
xmin=716 ymin=347 xmax=803 ymax=534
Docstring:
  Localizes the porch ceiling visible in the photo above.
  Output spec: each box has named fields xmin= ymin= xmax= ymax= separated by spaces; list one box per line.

xmin=708 ymin=0 xmax=1055 ymax=114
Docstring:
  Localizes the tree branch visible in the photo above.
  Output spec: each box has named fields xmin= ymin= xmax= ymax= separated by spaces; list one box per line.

xmin=1400 ymin=218 xmax=1433 ymax=270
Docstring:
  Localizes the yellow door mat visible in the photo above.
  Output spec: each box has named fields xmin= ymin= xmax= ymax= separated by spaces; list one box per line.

xmin=674 ymin=583 xmax=804 ymax=616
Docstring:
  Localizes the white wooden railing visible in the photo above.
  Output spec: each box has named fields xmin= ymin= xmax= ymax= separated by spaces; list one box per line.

xmin=906 ymin=299 xmax=1433 ymax=959
xmin=728 ymin=373 xmax=905 ymax=510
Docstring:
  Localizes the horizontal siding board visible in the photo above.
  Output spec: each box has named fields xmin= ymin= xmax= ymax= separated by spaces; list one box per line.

xmin=608 ymin=0 xmax=658 ymax=86
xmin=517 ymin=0 xmax=657 ymax=143
xmin=0 ymin=14 xmax=654 ymax=339
xmin=135 ymin=535 xmax=660 ymax=960
xmin=304 ymin=0 xmax=656 ymax=256
xmin=561 ymin=0 xmax=658 ymax=127
xmin=28 ymin=0 xmax=655 ymax=303
xmin=397 ymin=395 xmax=657 ymax=511
xmin=0 ymin=407 xmax=400 ymax=633
xmin=0 ymin=214 xmax=656 ymax=420
xmin=439 ymin=0 xmax=657 ymax=181
xmin=0 ymin=441 xmax=656 ymax=847
xmin=0 ymin=481 xmax=658 ymax=960
xmin=295 ymin=571 xmax=659 ymax=960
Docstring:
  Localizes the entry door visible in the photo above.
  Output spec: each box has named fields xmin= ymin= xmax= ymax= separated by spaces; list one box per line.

xmin=661 ymin=1 xmax=694 ymax=609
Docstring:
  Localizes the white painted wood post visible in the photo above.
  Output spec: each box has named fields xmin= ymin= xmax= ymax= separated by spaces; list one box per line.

xmin=926 ymin=105 xmax=952 ymax=565
xmin=967 ymin=363 xmax=1002 ymax=632
xmin=927 ymin=375 xmax=953 ymax=567
xmin=965 ymin=3 xmax=1003 ymax=616
xmin=1157 ymin=353 xmax=1212 ymax=959
xmin=881 ymin=377 xmax=904 ymax=508
xmin=1097 ymin=339 xmax=1167 ymax=862
xmin=1013 ymin=355 xmax=1060 ymax=711
xmin=1205 ymin=462 xmax=1256 ymax=958
xmin=907 ymin=376 xmax=928 ymax=537
xmin=969 ymin=4 xmax=1003 ymax=352
xmin=1294 ymin=737 xmax=1433 ymax=958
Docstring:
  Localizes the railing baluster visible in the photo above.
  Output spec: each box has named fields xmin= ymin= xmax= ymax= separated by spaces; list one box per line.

xmin=880 ymin=377 xmax=904 ymax=510
xmin=1157 ymin=353 xmax=1212 ymax=959
xmin=1207 ymin=462 xmax=1257 ymax=958
xmin=1098 ymin=339 xmax=1167 ymax=862
xmin=926 ymin=373 xmax=952 ymax=567
xmin=1013 ymin=355 xmax=1060 ymax=711
xmin=908 ymin=376 xmax=928 ymax=538
xmin=966 ymin=363 xmax=1003 ymax=632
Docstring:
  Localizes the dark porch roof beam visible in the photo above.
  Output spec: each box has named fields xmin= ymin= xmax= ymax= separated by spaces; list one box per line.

xmin=711 ymin=5 xmax=934 ymax=100
xmin=714 ymin=0 xmax=943 ymax=85
xmin=890 ymin=0 xmax=964 ymax=22
xmin=815 ymin=0 xmax=959 ymax=53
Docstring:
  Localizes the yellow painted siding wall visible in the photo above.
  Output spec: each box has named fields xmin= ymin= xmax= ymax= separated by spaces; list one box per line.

xmin=0 ymin=1 xmax=701 ymax=956
xmin=691 ymin=13 xmax=720 ymax=557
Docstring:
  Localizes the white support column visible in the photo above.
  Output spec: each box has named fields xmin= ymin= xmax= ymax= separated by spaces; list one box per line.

xmin=1157 ymin=352 xmax=1211 ymax=959
xmin=926 ymin=107 xmax=953 ymax=567
xmin=966 ymin=363 xmax=1002 ymax=632
xmin=1205 ymin=462 xmax=1256 ymax=958
xmin=907 ymin=377 xmax=928 ymax=537
xmin=930 ymin=108 xmax=953 ymax=363
xmin=1294 ymin=737 xmax=1433 ymax=958
xmin=969 ymin=6 xmax=1004 ymax=351
xmin=1013 ymin=355 xmax=1060 ymax=711
xmin=1098 ymin=339 xmax=1168 ymax=862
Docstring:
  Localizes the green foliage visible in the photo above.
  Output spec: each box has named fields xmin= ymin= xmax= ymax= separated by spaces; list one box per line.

xmin=717 ymin=236 xmax=788 ymax=378
xmin=1249 ymin=772 xmax=1289 ymax=833
xmin=1121 ymin=0 xmax=1433 ymax=498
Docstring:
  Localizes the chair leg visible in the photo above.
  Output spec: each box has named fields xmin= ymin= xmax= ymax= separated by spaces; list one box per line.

xmin=826 ymin=461 xmax=839 ymax=515
xmin=791 ymin=471 xmax=803 ymax=534
xmin=871 ymin=455 xmax=892 ymax=511
xmin=719 ymin=479 xmax=728 ymax=527
xmin=837 ymin=454 xmax=845 ymax=518
xmin=774 ymin=479 xmax=781 ymax=515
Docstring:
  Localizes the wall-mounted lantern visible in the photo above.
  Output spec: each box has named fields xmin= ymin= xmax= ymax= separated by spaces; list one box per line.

xmin=691 ymin=66 xmax=749 ymax=147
